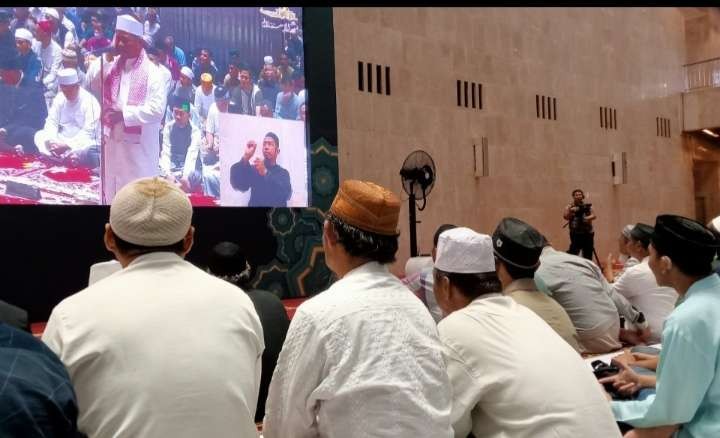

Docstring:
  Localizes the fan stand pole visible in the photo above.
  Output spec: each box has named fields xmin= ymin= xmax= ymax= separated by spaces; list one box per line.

xmin=409 ymin=192 xmax=418 ymax=257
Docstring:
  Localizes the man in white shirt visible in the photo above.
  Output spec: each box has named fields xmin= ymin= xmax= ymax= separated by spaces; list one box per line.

xmin=433 ymin=227 xmax=621 ymax=438
xmin=194 ymin=72 xmax=215 ymax=125
xmin=85 ymin=15 xmax=167 ymax=203
xmin=43 ymin=8 xmax=76 ymax=49
xmin=610 ymin=223 xmax=678 ymax=343
xmin=42 ymin=176 xmax=264 ymax=438
xmin=263 ymin=179 xmax=453 ymax=438
xmin=34 ymin=68 xmax=100 ymax=168
xmin=32 ymin=19 xmax=62 ymax=109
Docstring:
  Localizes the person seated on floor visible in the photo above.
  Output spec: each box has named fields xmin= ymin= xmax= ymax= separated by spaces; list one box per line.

xmin=492 ymin=217 xmax=583 ymax=353
xmin=403 ymin=223 xmax=456 ymax=323
xmin=604 ymin=224 xmax=639 ymax=282
xmin=34 ymin=68 xmax=100 ymax=168
xmin=14 ymin=27 xmax=42 ymax=88
xmin=0 ymin=322 xmax=81 ymax=437
xmin=206 ymin=241 xmax=290 ymax=424
xmin=601 ymin=214 xmax=720 ymax=438
xmin=160 ymin=96 xmax=202 ymax=193
xmin=42 ymin=177 xmax=264 ymax=438
xmin=0 ymin=53 xmax=47 ymax=154
xmin=433 ymin=227 xmax=621 ymax=438
xmin=609 ymin=223 xmax=678 ymax=344
xmin=534 ymin=236 xmax=650 ymax=353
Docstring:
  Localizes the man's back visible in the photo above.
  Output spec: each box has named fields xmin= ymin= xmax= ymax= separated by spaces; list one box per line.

xmin=263 ymin=261 xmax=453 ymax=438
xmin=503 ymin=278 xmax=583 ymax=352
xmin=439 ymin=296 xmax=620 ymax=438
xmin=535 ymin=247 xmax=620 ymax=351
xmin=0 ymin=323 xmax=81 ymax=438
xmin=42 ymin=252 xmax=264 ymax=438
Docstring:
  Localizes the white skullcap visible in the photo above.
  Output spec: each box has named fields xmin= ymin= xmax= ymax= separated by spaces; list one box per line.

xmin=115 ymin=14 xmax=144 ymax=38
xmin=44 ymin=8 xmax=60 ymax=20
xmin=109 ymin=177 xmax=193 ymax=247
xmin=180 ymin=66 xmax=194 ymax=80
xmin=622 ymin=224 xmax=635 ymax=239
xmin=264 ymin=55 xmax=273 ymax=65
xmin=14 ymin=28 xmax=33 ymax=42
xmin=57 ymin=68 xmax=79 ymax=86
xmin=435 ymin=227 xmax=496 ymax=274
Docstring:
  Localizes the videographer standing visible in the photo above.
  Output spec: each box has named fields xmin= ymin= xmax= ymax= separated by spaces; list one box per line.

xmin=563 ymin=189 xmax=596 ymax=260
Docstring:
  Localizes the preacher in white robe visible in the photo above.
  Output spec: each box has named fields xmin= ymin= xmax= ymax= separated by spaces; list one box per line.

xmin=85 ymin=33 xmax=166 ymax=202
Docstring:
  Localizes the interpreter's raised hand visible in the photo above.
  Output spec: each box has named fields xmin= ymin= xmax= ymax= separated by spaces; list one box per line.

xmin=254 ymin=157 xmax=267 ymax=176
xmin=244 ymin=140 xmax=257 ymax=161
xmin=599 ymin=360 xmax=643 ymax=397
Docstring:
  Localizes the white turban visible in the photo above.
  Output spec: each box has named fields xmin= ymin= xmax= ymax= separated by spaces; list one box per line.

xmin=43 ymin=8 xmax=60 ymax=20
xmin=180 ymin=66 xmax=194 ymax=80
xmin=115 ymin=14 xmax=144 ymax=38
xmin=14 ymin=28 xmax=34 ymax=42
xmin=109 ymin=177 xmax=193 ymax=247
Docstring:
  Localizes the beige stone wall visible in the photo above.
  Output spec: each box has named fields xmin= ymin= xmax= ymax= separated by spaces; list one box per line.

xmin=684 ymin=8 xmax=720 ymax=64
xmin=333 ymin=7 xmax=695 ymax=274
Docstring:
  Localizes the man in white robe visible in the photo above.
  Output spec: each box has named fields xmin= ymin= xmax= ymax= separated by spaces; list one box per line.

xmin=42 ymin=177 xmax=264 ymax=438
xmin=85 ymin=15 xmax=166 ymax=203
xmin=433 ymin=226 xmax=622 ymax=438
xmin=263 ymin=180 xmax=453 ymax=438
xmin=32 ymin=19 xmax=62 ymax=109
xmin=34 ymin=68 xmax=100 ymax=168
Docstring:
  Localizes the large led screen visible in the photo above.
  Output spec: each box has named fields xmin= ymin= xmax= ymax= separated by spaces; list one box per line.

xmin=0 ymin=6 xmax=308 ymax=206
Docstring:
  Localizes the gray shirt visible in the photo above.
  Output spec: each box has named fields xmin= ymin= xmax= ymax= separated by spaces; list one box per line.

xmin=534 ymin=247 xmax=644 ymax=336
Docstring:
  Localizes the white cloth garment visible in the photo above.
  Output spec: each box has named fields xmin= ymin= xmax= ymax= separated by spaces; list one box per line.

xmin=439 ymin=295 xmax=621 ymax=438
xmin=87 ymin=260 xmax=122 ymax=285
xmin=263 ymin=261 xmax=454 ymax=438
xmin=34 ymin=87 xmax=101 ymax=154
xmin=159 ymin=119 xmax=202 ymax=180
xmin=194 ymin=85 xmax=216 ymax=121
xmin=611 ymin=257 xmax=678 ymax=343
xmin=42 ymin=252 xmax=264 ymax=438
xmin=32 ymin=39 xmax=63 ymax=107
xmin=205 ymin=102 xmax=221 ymax=135
xmin=85 ymin=51 xmax=167 ymax=202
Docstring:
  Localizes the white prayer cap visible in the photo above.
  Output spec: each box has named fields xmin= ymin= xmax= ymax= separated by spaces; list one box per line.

xmin=115 ymin=14 xmax=144 ymax=38
xmin=180 ymin=66 xmax=194 ymax=80
xmin=14 ymin=28 xmax=33 ymax=42
xmin=57 ymin=68 xmax=79 ymax=86
xmin=43 ymin=8 xmax=60 ymax=20
xmin=264 ymin=55 xmax=273 ymax=65
xmin=109 ymin=177 xmax=193 ymax=247
xmin=434 ymin=227 xmax=495 ymax=274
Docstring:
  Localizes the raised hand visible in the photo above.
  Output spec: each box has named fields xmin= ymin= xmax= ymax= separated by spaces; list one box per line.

xmin=244 ymin=140 xmax=257 ymax=161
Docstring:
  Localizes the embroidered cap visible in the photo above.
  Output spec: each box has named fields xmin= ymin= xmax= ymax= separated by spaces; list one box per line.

xmin=435 ymin=227 xmax=495 ymax=274
xmin=329 ymin=180 xmax=400 ymax=236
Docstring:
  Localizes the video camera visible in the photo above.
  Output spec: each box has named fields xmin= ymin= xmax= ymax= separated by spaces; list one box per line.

xmin=574 ymin=203 xmax=592 ymax=217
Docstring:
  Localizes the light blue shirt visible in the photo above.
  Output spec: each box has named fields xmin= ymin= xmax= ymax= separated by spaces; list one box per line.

xmin=611 ymin=274 xmax=720 ymax=437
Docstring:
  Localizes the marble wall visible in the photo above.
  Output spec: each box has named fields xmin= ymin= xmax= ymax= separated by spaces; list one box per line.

xmin=333 ymin=7 xmax=695 ymax=273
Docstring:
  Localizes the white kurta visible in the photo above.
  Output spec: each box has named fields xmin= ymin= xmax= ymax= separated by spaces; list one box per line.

xmin=439 ymin=295 xmax=621 ymax=438
xmin=159 ymin=119 xmax=201 ymax=180
xmin=263 ymin=261 xmax=454 ymax=438
xmin=34 ymin=87 xmax=101 ymax=154
xmin=32 ymin=39 xmax=62 ymax=107
xmin=42 ymin=252 xmax=264 ymax=438
xmin=611 ymin=257 xmax=678 ymax=343
xmin=86 ymin=51 xmax=167 ymax=203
